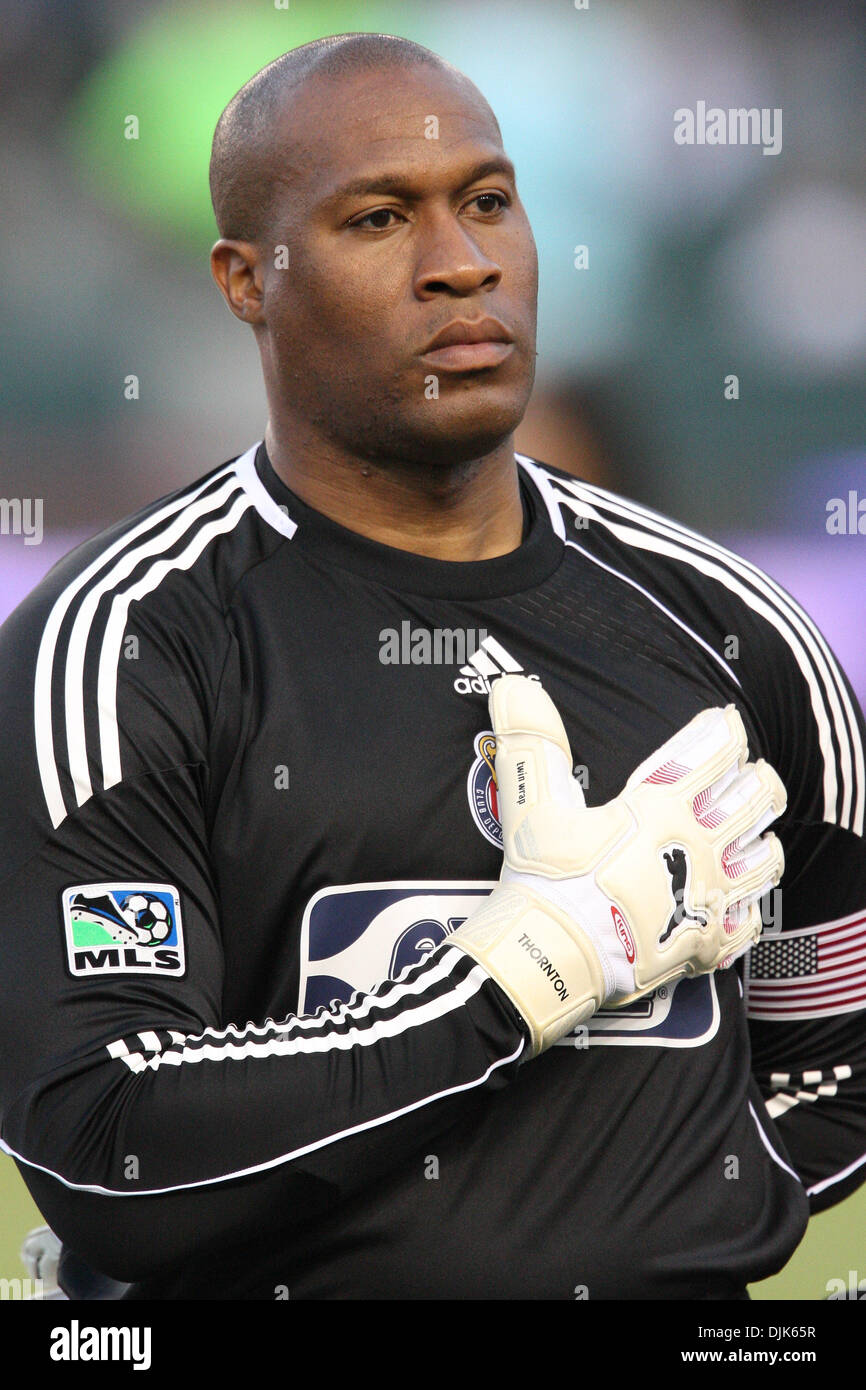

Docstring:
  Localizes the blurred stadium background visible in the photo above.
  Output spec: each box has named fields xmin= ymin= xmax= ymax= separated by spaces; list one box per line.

xmin=1 ymin=0 xmax=864 ymax=1298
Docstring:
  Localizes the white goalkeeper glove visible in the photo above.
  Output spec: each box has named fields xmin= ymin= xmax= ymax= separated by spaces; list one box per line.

xmin=450 ymin=675 xmax=786 ymax=1057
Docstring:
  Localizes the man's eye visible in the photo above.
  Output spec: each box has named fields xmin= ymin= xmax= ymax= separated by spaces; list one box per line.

xmin=350 ymin=192 xmax=509 ymax=231
xmin=470 ymin=192 xmax=508 ymax=214
xmin=351 ymin=208 xmax=402 ymax=231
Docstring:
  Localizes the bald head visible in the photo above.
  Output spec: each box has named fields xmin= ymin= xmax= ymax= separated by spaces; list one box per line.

xmin=209 ymin=33 xmax=493 ymax=244
xmin=208 ymin=34 xmax=537 ymax=479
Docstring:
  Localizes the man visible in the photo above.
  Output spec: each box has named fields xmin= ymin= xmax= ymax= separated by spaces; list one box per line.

xmin=1 ymin=33 xmax=864 ymax=1301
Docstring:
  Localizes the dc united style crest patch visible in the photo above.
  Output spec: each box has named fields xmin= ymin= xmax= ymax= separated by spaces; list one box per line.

xmin=61 ymin=883 xmax=185 ymax=977
xmin=467 ymin=730 xmax=502 ymax=847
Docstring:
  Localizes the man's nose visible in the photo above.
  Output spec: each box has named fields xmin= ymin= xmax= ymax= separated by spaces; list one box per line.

xmin=413 ymin=211 xmax=503 ymax=298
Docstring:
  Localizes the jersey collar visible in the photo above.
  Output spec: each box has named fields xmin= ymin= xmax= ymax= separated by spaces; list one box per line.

xmin=251 ymin=441 xmax=565 ymax=600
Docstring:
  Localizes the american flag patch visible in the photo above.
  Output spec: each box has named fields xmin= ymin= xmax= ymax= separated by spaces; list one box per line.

xmin=744 ymin=907 xmax=866 ymax=1020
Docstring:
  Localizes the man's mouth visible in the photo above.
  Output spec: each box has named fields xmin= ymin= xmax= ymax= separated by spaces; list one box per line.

xmin=420 ymin=316 xmax=515 ymax=372
xmin=420 ymin=341 xmax=514 ymax=371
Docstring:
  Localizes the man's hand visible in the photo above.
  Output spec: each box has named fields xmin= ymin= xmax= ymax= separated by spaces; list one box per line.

xmin=449 ymin=675 xmax=786 ymax=1057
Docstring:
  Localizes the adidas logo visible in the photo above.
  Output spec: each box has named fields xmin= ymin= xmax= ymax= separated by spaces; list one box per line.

xmin=453 ymin=636 xmax=540 ymax=695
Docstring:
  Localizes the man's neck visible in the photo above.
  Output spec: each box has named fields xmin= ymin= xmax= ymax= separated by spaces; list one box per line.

xmin=263 ymin=422 xmax=525 ymax=562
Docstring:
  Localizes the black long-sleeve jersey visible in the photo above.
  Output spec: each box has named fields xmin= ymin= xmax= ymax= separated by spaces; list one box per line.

xmin=1 ymin=441 xmax=864 ymax=1300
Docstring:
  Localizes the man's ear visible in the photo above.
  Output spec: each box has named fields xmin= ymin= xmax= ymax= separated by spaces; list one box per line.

xmin=210 ymin=240 xmax=265 ymax=324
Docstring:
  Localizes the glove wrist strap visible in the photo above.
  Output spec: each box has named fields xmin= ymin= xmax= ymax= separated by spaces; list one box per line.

xmin=449 ymin=884 xmax=606 ymax=1056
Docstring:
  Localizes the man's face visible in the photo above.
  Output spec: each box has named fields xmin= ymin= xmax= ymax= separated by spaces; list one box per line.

xmin=255 ymin=63 xmax=538 ymax=467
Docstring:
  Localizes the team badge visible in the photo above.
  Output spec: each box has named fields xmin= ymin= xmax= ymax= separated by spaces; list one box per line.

xmin=61 ymin=883 xmax=185 ymax=977
xmin=467 ymin=730 xmax=502 ymax=847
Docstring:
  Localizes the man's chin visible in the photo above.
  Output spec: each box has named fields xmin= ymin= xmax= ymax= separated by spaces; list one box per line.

xmin=370 ymin=393 xmax=531 ymax=469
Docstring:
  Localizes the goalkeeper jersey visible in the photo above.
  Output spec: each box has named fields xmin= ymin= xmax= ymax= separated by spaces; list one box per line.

xmin=1 ymin=441 xmax=865 ymax=1300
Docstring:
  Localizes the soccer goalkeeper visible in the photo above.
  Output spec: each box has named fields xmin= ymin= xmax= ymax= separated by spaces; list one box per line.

xmin=1 ymin=34 xmax=865 ymax=1300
